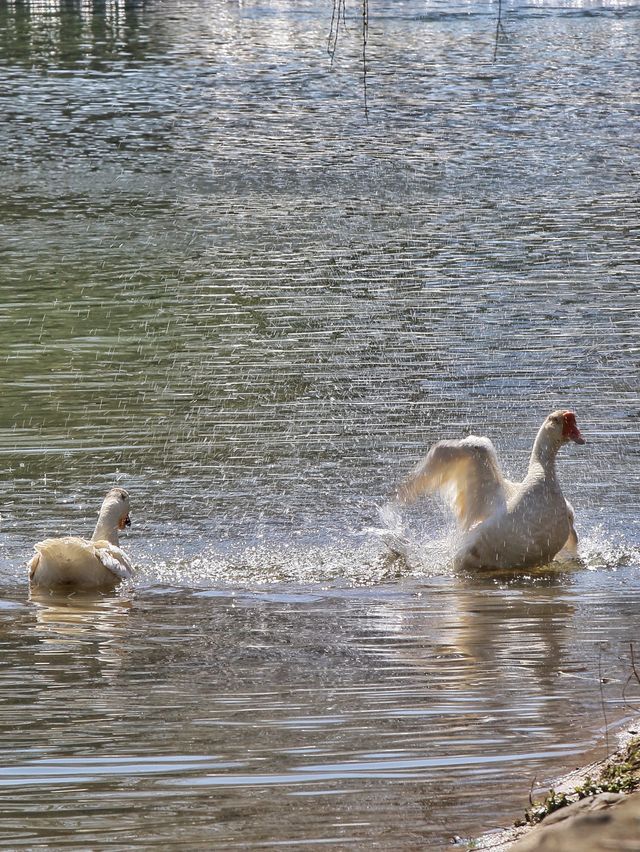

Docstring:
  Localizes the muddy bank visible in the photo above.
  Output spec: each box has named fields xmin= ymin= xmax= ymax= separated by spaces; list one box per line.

xmin=472 ymin=725 xmax=640 ymax=851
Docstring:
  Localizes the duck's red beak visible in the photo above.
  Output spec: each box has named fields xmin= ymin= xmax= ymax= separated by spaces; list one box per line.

xmin=563 ymin=412 xmax=585 ymax=444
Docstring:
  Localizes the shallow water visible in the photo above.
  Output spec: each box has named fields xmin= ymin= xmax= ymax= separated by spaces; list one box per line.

xmin=0 ymin=0 xmax=639 ymax=848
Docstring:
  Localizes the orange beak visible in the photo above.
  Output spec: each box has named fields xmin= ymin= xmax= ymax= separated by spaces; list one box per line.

xmin=119 ymin=513 xmax=131 ymax=530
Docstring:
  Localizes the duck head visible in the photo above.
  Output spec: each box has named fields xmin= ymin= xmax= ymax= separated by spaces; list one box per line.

xmin=93 ymin=488 xmax=131 ymax=544
xmin=546 ymin=410 xmax=586 ymax=446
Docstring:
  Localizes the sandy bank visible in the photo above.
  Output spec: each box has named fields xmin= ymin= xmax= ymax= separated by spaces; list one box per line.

xmin=472 ymin=723 xmax=640 ymax=852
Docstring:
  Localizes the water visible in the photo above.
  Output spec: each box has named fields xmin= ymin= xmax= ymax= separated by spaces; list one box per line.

xmin=0 ymin=0 xmax=639 ymax=847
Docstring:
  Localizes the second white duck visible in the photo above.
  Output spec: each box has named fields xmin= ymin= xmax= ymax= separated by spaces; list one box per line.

xmin=394 ymin=410 xmax=585 ymax=571
xmin=29 ymin=487 xmax=133 ymax=591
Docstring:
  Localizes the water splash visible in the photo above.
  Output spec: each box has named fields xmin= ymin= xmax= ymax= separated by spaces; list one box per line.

xmin=130 ymin=497 xmax=460 ymax=590
xmin=134 ymin=537 xmax=402 ymax=589
xmin=370 ymin=500 xmax=638 ymax=579
xmin=579 ymin=524 xmax=640 ymax=571
xmin=364 ymin=499 xmax=456 ymax=574
xmin=131 ymin=517 xmax=637 ymax=591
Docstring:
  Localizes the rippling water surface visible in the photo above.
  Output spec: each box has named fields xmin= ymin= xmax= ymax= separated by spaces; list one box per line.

xmin=0 ymin=0 xmax=639 ymax=848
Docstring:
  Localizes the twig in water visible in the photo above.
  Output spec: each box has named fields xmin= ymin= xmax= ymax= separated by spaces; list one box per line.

xmin=622 ymin=642 xmax=640 ymax=711
xmin=598 ymin=645 xmax=610 ymax=761
xmin=327 ymin=0 xmax=370 ymax=120
xmin=630 ymin=642 xmax=640 ymax=688
xmin=362 ymin=0 xmax=369 ymax=121
xmin=327 ymin=0 xmax=347 ymax=64
xmin=493 ymin=0 xmax=508 ymax=62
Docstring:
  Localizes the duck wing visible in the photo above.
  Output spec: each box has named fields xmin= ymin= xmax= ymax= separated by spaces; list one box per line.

xmin=93 ymin=541 xmax=133 ymax=580
xmin=28 ymin=551 xmax=40 ymax=580
xmin=556 ymin=499 xmax=579 ymax=560
xmin=394 ymin=435 xmax=509 ymax=531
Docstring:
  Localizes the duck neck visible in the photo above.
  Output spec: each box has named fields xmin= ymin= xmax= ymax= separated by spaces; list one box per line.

xmin=528 ymin=426 xmax=560 ymax=479
xmin=92 ymin=513 xmax=120 ymax=546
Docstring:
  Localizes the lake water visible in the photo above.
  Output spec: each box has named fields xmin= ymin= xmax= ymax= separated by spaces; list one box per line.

xmin=0 ymin=0 xmax=639 ymax=848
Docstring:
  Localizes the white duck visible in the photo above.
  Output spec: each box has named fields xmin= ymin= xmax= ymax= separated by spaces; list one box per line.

xmin=393 ymin=411 xmax=585 ymax=570
xmin=28 ymin=488 xmax=133 ymax=590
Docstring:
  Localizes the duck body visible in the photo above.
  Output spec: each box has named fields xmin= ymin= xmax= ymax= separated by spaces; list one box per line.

xmin=29 ymin=537 xmax=132 ymax=590
xmin=458 ymin=469 xmax=571 ymax=570
xmin=394 ymin=411 xmax=585 ymax=571
xmin=29 ymin=488 xmax=133 ymax=591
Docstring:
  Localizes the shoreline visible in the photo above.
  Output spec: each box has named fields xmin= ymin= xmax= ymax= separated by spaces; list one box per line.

xmin=470 ymin=718 xmax=640 ymax=851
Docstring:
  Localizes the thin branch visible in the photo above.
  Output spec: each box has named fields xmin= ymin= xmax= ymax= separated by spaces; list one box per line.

xmin=598 ymin=645 xmax=610 ymax=761
xmin=493 ymin=0 xmax=508 ymax=62
xmin=327 ymin=0 xmax=369 ymax=120
xmin=630 ymin=642 xmax=640 ymax=688
xmin=362 ymin=0 xmax=369 ymax=121
xmin=328 ymin=0 xmax=346 ymax=64
xmin=622 ymin=642 xmax=640 ymax=711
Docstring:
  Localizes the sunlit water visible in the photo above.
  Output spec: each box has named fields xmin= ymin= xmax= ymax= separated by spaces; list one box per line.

xmin=0 ymin=0 xmax=639 ymax=848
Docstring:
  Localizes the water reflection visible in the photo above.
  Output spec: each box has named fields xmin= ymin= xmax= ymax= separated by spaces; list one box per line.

xmin=354 ymin=568 xmax=580 ymax=726
xmin=0 ymin=0 xmax=155 ymax=69
xmin=452 ymin=569 xmax=575 ymax=667
xmin=28 ymin=587 xmax=132 ymax=678
xmin=1 ymin=570 xmax=637 ymax=847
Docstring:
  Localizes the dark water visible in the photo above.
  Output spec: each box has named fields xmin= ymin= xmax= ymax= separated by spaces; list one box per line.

xmin=0 ymin=0 xmax=639 ymax=848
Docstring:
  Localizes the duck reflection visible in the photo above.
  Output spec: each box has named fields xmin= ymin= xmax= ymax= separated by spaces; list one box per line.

xmin=364 ymin=557 xmax=581 ymax=719
xmin=28 ymin=586 xmax=132 ymax=678
xmin=449 ymin=567 xmax=578 ymax=697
